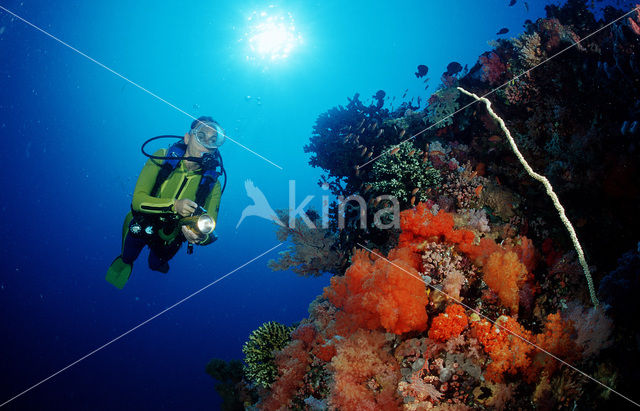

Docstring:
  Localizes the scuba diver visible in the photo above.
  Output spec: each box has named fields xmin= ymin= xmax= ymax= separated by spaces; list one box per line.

xmin=106 ymin=116 xmax=227 ymax=289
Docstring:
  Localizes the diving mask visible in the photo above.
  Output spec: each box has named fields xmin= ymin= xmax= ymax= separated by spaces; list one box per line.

xmin=191 ymin=121 xmax=226 ymax=149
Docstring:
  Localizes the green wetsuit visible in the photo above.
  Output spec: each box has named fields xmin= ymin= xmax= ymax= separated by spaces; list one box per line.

xmin=124 ymin=148 xmax=221 ymax=248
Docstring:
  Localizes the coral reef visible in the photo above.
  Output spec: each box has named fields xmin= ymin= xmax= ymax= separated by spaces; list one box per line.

xmin=210 ymin=2 xmax=640 ymax=409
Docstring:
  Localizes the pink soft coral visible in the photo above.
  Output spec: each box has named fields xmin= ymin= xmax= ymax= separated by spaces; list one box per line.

xmin=478 ymin=52 xmax=507 ymax=86
xmin=329 ymin=329 xmax=402 ymax=410
xmin=261 ymin=339 xmax=312 ymax=410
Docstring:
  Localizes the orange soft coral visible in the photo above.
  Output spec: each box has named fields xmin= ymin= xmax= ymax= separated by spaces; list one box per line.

xmin=398 ymin=205 xmax=500 ymax=267
xmin=472 ymin=316 xmax=534 ymax=382
xmin=428 ymin=304 xmax=469 ymax=342
xmin=323 ymin=248 xmax=429 ymax=335
xmin=482 ymin=251 xmax=527 ymax=314
xmin=399 ymin=205 xmax=476 ymax=252
xmin=526 ymin=311 xmax=581 ymax=381
xmin=329 ymin=330 xmax=402 ymax=410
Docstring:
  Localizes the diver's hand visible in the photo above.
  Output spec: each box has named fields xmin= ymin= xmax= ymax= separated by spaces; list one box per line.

xmin=182 ymin=226 xmax=205 ymax=244
xmin=174 ymin=199 xmax=198 ymax=217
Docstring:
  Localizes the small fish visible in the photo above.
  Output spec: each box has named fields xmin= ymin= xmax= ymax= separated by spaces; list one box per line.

xmin=364 ymin=184 xmax=372 ymax=193
xmin=410 ymin=196 xmax=416 ymax=206
xmin=422 ymin=156 xmax=429 ymax=164
xmin=509 ymin=0 xmax=516 ymax=6
xmin=430 ymin=150 xmax=445 ymax=157
xmin=399 ymin=129 xmax=406 ymax=138
xmin=360 ymin=127 xmax=365 ymax=134
xmin=366 ymin=152 xmax=373 ymax=159
xmin=408 ymin=150 xmax=416 ymax=156
xmin=376 ymin=129 xmax=384 ymax=138
xmin=358 ymin=118 xmax=365 ymax=128
xmin=497 ymin=28 xmax=509 ymax=35
xmin=488 ymin=135 xmax=502 ymax=142
xmin=415 ymin=64 xmax=429 ymax=78
xmin=524 ymin=1 xmax=529 ymax=12
xmin=374 ymin=196 xmax=382 ymax=206
xmin=411 ymin=187 xmax=419 ymax=195
xmin=355 ymin=165 xmax=360 ymax=176
xmin=390 ymin=147 xmax=400 ymax=155
xmin=360 ymin=147 xmax=368 ymax=156
xmin=446 ymin=61 xmax=463 ymax=76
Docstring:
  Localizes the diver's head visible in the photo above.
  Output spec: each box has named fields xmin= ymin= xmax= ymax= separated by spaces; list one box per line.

xmin=183 ymin=116 xmax=225 ymax=170
xmin=184 ymin=116 xmax=226 ymax=152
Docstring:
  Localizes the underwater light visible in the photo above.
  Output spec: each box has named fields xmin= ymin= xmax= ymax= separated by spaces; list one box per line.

xmin=180 ymin=214 xmax=216 ymax=235
xmin=244 ymin=6 xmax=302 ymax=63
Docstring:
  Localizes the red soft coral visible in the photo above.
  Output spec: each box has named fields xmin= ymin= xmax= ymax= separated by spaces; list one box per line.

xmin=329 ymin=330 xmax=402 ymax=410
xmin=323 ymin=248 xmax=429 ymax=335
xmin=428 ymin=304 xmax=469 ymax=342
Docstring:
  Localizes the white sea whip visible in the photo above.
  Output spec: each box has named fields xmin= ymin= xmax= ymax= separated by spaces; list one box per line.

xmin=458 ymin=87 xmax=599 ymax=307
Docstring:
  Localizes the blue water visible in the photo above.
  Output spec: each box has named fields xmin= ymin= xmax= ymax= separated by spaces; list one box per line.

xmin=0 ymin=0 xmax=625 ymax=409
